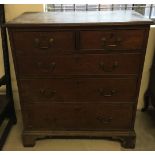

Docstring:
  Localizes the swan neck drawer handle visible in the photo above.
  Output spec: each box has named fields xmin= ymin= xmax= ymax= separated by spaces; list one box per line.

xmin=34 ymin=38 xmax=54 ymax=49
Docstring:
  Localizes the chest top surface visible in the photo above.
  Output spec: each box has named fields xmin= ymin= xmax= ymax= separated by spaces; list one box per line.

xmin=6 ymin=10 xmax=153 ymax=27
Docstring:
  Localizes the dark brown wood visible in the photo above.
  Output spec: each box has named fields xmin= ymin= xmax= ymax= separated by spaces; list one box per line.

xmin=12 ymin=31 xmax=75 ymax=53
xmin=22 ymin=133 xmax=36 ymax=147
xmin=22 ymin=130 xmax=136 ymax=148
xmin=120 ymin=136 xmax=136 ymax=149
xmin=6 ymin=10 xmax=152 ymax=149
xmin=112 ymin=133 xmax=136 ymax=149
xmin=15 ymin=53 xmax=142 ymax=77
xmin=22 ymin=103 xmax=133 ymax=131
xmin=80 ymin=29 xmax=145 ymax=50
xmin=19 ymin=78 xmax=137 ymax=103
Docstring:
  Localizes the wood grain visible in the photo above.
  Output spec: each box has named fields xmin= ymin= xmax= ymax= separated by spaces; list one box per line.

xmin=6 ymin=11 xmax=153 ymax=27
xmin=6 ymin=10 xmax=152 ymax=148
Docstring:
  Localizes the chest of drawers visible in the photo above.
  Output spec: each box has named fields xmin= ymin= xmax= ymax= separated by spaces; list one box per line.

xmin=6 ymin=11 xmax=152 ymax=148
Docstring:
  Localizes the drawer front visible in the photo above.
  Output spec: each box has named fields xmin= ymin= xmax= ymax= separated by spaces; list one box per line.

xmin=16 ymin=53 xmax=141 ymax=77
xmin=12 ymin=31 xmax=75 ymax=54
xmin=19 ymin=78 xmax=137 ymax=103
xmin=22 ymin=104 xmax=133 ymax=131
xmin=80 ymin=29 xmax=145 ymax=50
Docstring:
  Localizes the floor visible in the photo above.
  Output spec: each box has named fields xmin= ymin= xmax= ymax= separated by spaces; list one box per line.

xmin=2 ymin=110 xmax=155 ymax=151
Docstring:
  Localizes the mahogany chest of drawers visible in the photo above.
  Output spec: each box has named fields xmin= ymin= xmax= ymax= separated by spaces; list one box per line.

xmin=6 ymin=11 xmax=152 ymax=148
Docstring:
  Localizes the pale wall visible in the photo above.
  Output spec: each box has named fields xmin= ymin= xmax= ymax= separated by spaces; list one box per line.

xmin=0 ymin=4 xmax=44 ymax=110
xmin=0 ymin=4 xmax=155 ymax=110
xmin=137 ymin=26 xmax=155 ymax=109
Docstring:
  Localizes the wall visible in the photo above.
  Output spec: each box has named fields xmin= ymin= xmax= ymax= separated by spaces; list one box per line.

xmin=138 ymin=26 xmax=155 ymax=109
xmin=4 ymin=4 xmax=44 ymax=21
xmin=0 ymin=4 xmax=155 ymax=110
xmin=0 ymin=4 xmax=44 ymax=110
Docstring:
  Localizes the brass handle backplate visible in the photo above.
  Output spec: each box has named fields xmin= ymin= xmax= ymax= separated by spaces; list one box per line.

xmin=96 ymin=115 xmax=112 ymax=124
xmin=34 ymin=38 xmax=54 ymax=49
xmin=101 ymin=37 xmax=121 ymax=48
xmin=98 ymin=89 xmax=116 ymax=97
xmin=37 ymin=62 xmax=56 ymax=72
xmin=39 ymin=89 xmax=56 ymax=98
xmin=99 ymin=61 xmax=118 ymax=72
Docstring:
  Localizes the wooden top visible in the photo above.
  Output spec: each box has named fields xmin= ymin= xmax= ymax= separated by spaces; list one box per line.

xmin=6 ymin=10 xmax=153 ymax=27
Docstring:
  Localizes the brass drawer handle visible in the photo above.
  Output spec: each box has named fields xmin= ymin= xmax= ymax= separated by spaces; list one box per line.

xmin=37 ymin=62 xmax=56 ymax=72
xmin=50 ymin=62 xmax=56 ymax=70
xmin=99 ymin=61 xmax=118 ymax=72
xmin=101 ymin=37 xmax=121 ymax=48
xmin=34 ymin=38 xmax=54 ymax=49
xmin=98 ymin=89 xmax=116 ymax=97
xmin=39 ymin=89 xmax=56 ymax=98
xmin=107 ymin=44 xmax=117 ymax=47
xmin=96 ymin=116 xmax=112 ymax=124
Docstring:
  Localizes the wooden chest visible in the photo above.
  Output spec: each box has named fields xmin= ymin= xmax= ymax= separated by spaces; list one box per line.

xmin=6 ymin=11 xmax=152 ymax=148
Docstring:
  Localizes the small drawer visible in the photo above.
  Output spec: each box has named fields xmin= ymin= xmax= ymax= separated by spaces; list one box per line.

xmin=19 ymin=78 xmax=137 ymax=103
xmin=15 ymin=53 xmax=141 ymax=77
xmin=12 ymin=31 xmax=75 ymax=55
xmin=22 ymin=103 xmax=133 ymax=131
xmin=80 ymin=29 xmax=145 ymax=50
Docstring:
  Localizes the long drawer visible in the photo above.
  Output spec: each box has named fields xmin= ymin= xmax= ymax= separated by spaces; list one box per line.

xmin=80 ymin=29 xmax=145 ymax=50
xmin=22 ymin=103 xmax=133 ymax=131
xmin=19 ymin=78 xmax=137 ymax=103
xmin=15 ymin=53 xmax=141 ymax=77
